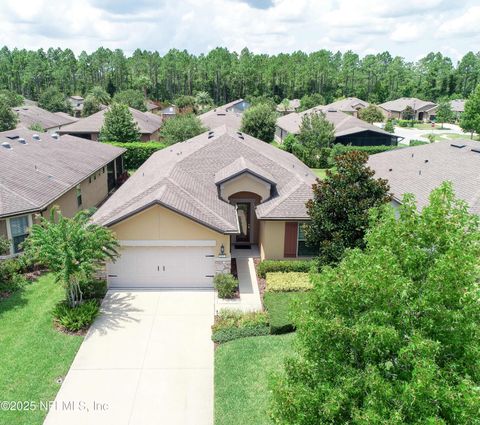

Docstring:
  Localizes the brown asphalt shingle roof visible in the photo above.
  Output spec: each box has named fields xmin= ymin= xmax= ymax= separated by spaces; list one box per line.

xmin=324 ymin=97 xmax=369 ymax=113
xmin=57 ymin=107 xmax=162 ymax=135
xmin=368 ymin=140 xmax=480 ymax=215
xmin=198 ymin=100 xmax=246 ymax=131
xmin=378 ymin=97 xmax=436 ymax=112
xmin=92 ymin=126 xmax=316 ymax=232
xmin=14 ymin=105 xmax=76 ymax=130
xmin=450 ymin=99 xmax=466 ymax=113
xmin=0 ymin=128 xmax=125 ymax=218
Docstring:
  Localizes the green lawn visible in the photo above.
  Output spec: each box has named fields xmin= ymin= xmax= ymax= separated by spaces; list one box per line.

xmin=423 ymin=132 xmax=475 ymax=142
xmin=311 ymin=168 xmax=327 ymax=179
xmin=0 ymin=274 xmax=84 ymax=425
xmin=264 ymin=291 xmax=310 ymax=334
xmin=215 ymin=334 xmax=295 ymax=425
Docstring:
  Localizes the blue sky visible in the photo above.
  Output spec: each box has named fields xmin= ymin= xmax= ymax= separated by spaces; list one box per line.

xmin=0 ymin=0 xmax=478 ymax=62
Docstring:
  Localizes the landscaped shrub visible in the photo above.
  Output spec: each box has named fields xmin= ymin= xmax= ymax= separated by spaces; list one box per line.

xmin=257 ymin=259 xmax=315 ymax=279
xmin=53 ymin=299 xmax=100 ymax=332
xmin=265 ymin=272 xmax=313 ymax=292
xmin=214 ymin=273 xmax=238 ymax=299
xmin=79 ymin=279 xmax=107 ymax=300
xmin=107 ymin=141 xmax=166 ymax=170
xmin=410 ymin=139 xmax=429 ymax=146
xmin=0 ymin=258 xmax=27 ymax=294
xmin=212 ymin=310 xmax=270 ymax=343
xmin=263 ymin=292 xmax=309 ymax=334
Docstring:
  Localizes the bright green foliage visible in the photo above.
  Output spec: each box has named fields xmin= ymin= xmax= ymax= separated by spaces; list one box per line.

xmin=214 ymin=273 xmax=238 ymax=299
xmin=99 ymin=103 xmax=140 ymax=142
xmin=23 ymin=208 xmax=119 ymax=307
xmin=159 ymin=113 xmax=205 ymax=145
xmin=113 ymin=89 xmax=146 ymax=111
xmin=0 ymin=97 xmax=17 ymax=131
xmin=436 ymin=99 xmax=454 ymax=128
xmin=271 ymin=182 xmax=480 ymax=424
xmin=82 ymin=94 xmax=102 ymax=117
xmin=264 ymin=292 xmax=310 ymax=334
xmin=265 ymin=272 xmax=312 ymax=292
xmin=327 ymin=143 xmax=396 ymax=167
xmin=358 ymin=104 xmax=384 ymax=123
xmin=240 ymin=103 xmax=277 ymax=142
xmin=257 ymin=259 xmax=315 ymax=278
xmin=107 ymin=141 xmax=166 ymax=169
xmin=384 ymin=118 xmax=395 ymax=133
xmin=0 ymin=258 xmax=27 ymax=293
xmin=174 ymin=95 xmax=196 ymax=110
xmin=0 ymin=235 xmax=10 ymax=255
xmin=281 ymin=133 xmax=298 ymax=153
xmin=305 ymin=151 xmax=391 ymax=266
xmin=0 ymin=88 xmax=23 ymax=107
xmin=297 ymin=112 xmax=335 ymax=165
xmin=38 ymin=87 xmax=71 ymax=113
xmin=28 ymin=122 xmax=45 ymax=132
xmin=461 ymin=84 xmax=480 ymax=137
xmin=299 ymin=93 xmax=325 ymax=111
xmin=195 ymin=91 xmax=213 ymax=110
xmin=53 ymin=299 xmax=100 ymax=332
xmin=402 ymin=105 xmax=415 ymax=120
xmin=212 ymin=310 xmax=270 ymax=343
xmin=88 ymin=85 xmax=111 ymax=105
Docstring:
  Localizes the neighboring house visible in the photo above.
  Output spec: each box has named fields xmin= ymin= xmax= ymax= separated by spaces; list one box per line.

xmin=276 ymin=106 xmax=402 ymax=146
xmin=14 ymin=105 xmax=77 ymax=132
xmin=92 ymin=126 xmax=316 ymax=289
xmin=68 ymin=95 xmax=84 ymax=117
xmin=378 ymin=97 xmax=437 ymax=121
xmin=160 ymin=105 xmax=176 ymax=120
xmin=198 ymin=99 xmax=250 ymax=131
xmin=276 ymin=99 xmax=301 ymax=115
xmin=0 ymin=129 xmax=125 ymax=256
xmin=146 ymin=100 xmax=161 ymax=113
xmin=450 ymin=99 xmax=466 ymax=120
xmin=324 ymin=97 xmax=369 ymax=117
xmin=57 ymin=107 xmax=163 ymax=141
xmin=368 ymin=140 xmax=480 ymax=215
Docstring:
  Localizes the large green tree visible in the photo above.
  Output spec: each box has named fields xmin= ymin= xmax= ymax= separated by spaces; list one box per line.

xmin=304 ymin=150 xmax=391 ymax=265
xmin=435 ymin=99 xmax=454 ymax=128
xmin=271 ymin=182 xmax=480 ymax=424
xmin=0 ymin=89 xmax=23 ymax=107
xmin=358 ymin=104 xmax=384 ymax=123
xmin=38 ymin=87 xmax=71 ymax=113
xmin=159 ymin=113 xmax=205 ymax=145
xmin=240 ymin=103 xmax=277 ymax=142
xmin=99 ymin=103 xmax=140 ymax=142
xmin=297 ymin=111 xmax=335 ymax=156
xmin=113 ymin=89 xmax=146 ymax=111
xmin=460 ymin=84 xmax=480 ymax=138
xmin=0 ymin=98 xmax=18 ymax=131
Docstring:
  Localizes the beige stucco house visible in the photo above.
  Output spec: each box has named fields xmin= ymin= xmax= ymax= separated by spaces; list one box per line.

xmin=378 ymin=97 xmax=437 ymax=121
xmin=0 ymin=129 xmax=125 ymax=256
xmin=92 ymin=126 xmax=316 ymax=289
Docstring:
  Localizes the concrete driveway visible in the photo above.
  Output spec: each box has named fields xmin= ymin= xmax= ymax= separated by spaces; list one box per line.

xmin=44 ymin=290 xmax=215 ymax=425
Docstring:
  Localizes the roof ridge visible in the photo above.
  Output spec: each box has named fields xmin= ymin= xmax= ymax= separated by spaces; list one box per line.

xmin=0 ymin=181 xmax=38 ymax=209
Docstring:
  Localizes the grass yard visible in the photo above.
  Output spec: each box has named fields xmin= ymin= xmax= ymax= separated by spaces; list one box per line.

xmin=263 ymin=291 xmax=310 ymax=334
xmin=0 ymin=274 xmax=84 ymax=425
xmin=409 ymin=123 xmax=447 ymax=130
xmin=215 ymin=334 xmax=295 ymax=425
xmin=311 ymin=168 xmax=328 ymax=179
xmin=423 ymin=132 xmax=474 ymax=142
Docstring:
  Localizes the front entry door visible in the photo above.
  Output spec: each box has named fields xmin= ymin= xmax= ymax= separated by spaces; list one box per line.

xmin=236 ymin=202 xmax=251 ymax=243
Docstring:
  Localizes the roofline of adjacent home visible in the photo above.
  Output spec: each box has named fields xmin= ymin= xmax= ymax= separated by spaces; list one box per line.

xmin=257 ymin=216 xmax=311 ymax=221
xmin=0 ymin=149 xmax=125 ymax=220
xmin=102 ymin=200 xmax=240 ymax=235
xmin=58 ymin=129 xmax=153 ymax=135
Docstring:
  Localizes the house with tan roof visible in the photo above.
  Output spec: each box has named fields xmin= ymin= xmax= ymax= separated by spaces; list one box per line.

xmin=92 ymin=125 xmax=316 ymax=289
xmin=276 ymin=99 xmax=301 ymax=115
xmin=68 ymin=95 xmax=84 ymax=117
xmin=324 ymin=97 xmax=369 ymax=117
xmin=14 ymin=105 xmax=77 ymax=132
xmin=275 ymin=106 xmax=401 ymax=146
xmin=57 ymin=106 xmax=163 ymax=141
xmin=368 ymin=140 xmax=480 ymax=215
xmin=0 ymin=129 xmax=125 ymax=256
xmin=378 ymin=97 xmax=437 ymax=121
xmin=198 ymin=99 xmax=250 ymax=131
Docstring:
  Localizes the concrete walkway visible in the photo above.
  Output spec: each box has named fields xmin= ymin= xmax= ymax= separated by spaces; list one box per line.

xmin=44 ymin=290 xmax=214 ymax=425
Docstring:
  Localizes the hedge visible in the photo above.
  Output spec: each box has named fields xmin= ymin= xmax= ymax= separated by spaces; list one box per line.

xmin=263 ymin=292 xmax=310 ymax=334
xmin=107 ymin=141 xmax=167 ymax=170
xmin=257 ymin=259 xmax=315 ymax=279
xmin=212 ymin=310 xmax=270 ymax=343
xmin=266 ymin=272 xmax=313 ymax=292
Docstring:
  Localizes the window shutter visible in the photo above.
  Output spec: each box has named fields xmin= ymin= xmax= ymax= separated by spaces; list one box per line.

xmin=284 ymin=222 xmax=298 ymax=258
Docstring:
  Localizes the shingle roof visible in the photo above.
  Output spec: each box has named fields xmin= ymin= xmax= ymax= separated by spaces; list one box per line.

xmin=324 ymin=97 xmax=369 ymax=113
xmin=0 ymin=128 xmax=125 ymax=218
xmin=57 ymin=107 xmax=162 ymax=135
xmin=276 ymin=99 xmax=301 ymax=112
xmin=368 ymin=140 xmax=480 ymax=215
xmin=378 ymin=97 xmax=436 ymax=112
xmin=198 ymin=100 xmax=246 ymax=130
xmin=214 ymin=156 xmax=276 ymax=186
xmin=450 ymin=99 xmax=465 ymax=113
xmin=92 ymin=126 xmax=316 ymax=231
xmin=146 ymin=101 xmax=159 ymax=111
xmin=14 ymin=105 xmax=76 ymax=130
xmin=276 ymin=106 xmax=395 ymax=138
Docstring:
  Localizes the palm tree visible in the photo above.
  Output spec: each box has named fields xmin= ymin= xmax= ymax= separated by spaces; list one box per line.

xmin=195 ymin=91 xmax=213 ymax=110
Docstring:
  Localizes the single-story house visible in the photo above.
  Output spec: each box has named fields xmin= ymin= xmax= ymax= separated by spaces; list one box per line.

xmin=57 ymin=106 xmax=163 ymax=141
xmin=198 ymin=99 xmax=250 ymax=131
xmin=276 ymin=99 xmax=301 ymax=115
xmin=378 ymin=97 xmax=437 ymax=121
xmin=92 ymin=125 xmax=316 ymax=289
xmin=160 ymin=105 xmax=176 ymax=120
xmin=68 ymin=95 xmax=84 ymax=117
xmin=324 ymin=97 xmax=369 ymax=117
xmin=146 ymin=100 xmax=161 ymax=113
xmin=450 ymin=99 xmax=466 ymax=120
xmin=14 ymin=105 xmax=77 ymax=132
xmin=275 ymin=106 xmax=402 ymax=146
xmin=368 ymin=140 xmax=480 ymax=215
xmin=0 ymin=129 xmax=125 ymax=256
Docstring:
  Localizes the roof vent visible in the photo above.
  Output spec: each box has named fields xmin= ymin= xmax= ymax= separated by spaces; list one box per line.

xmin=208 ymin=133 xmax=215 ymax=139
xmin=18 ymin=138 xmax=27 ymax=145
xmin=451 ymin=143 xmax=466 ymax=148
xmin=389 ymin=168 xmax=393 ymax=172
xmin=6 ymin=135 xmax=19 ymax=140
xmin=51 ymin=133 xmax=59 ymax=140
xmin=32 ymin=134 xmax=41 ymax=141
xmin=2 ymin=142 xmax=12 ymax=149
xmin=424 ymin=159 xmax=429 ymax=163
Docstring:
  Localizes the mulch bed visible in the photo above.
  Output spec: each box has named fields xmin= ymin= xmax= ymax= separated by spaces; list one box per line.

xmin=53 ymin=320 xmax=88 ymax=337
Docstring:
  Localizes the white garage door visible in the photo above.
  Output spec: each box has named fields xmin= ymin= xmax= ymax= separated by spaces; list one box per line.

xmin=107 ymin=245 xmax=216 ymax=289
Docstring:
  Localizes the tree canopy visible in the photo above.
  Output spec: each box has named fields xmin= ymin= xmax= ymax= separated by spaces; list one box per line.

xmin=159 ymin=113 xmax=205 ymax=145
xmin=38 ymin=87 xmax=71 ymax=113
xmin=240 ymin=103 xmax=277 ymax=142
xmin=99 ymin=103 xmax=140 ymax=142
xmin=0 ymin=89 xmax=23 ymax=107
xmin=0 ymin=97 xmax=18 ymax=131
xmin=112 ymin=89 xmax=146 ymax=111
xmin=271 ymin=182 xmax=480 ymax=424
xmin=435 ymin=99 xmax=454 ymax=128
xmin=460 ymin=84 xmax=480 ymax=137
xmin=358 ymin=104 xmax=385 ymax=123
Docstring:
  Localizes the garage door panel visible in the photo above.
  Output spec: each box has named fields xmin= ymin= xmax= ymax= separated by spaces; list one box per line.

xmin=107 ymin=245 xmax=216 ymax=289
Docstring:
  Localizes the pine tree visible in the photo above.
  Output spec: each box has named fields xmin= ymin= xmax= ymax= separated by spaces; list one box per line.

xmin=99 ymin=103 xmax=140 ymax=143
xmin=460 ymin=85 xmax=480 ymax=138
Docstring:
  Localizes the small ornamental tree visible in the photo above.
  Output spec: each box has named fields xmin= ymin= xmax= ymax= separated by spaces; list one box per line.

xmin=271 ymin=182 xmax=480 ymax=424
xmin=28 ymin=122 xmax=45 ymax=132
xmin=384 ymin=118 xmax=395 ymax=133
xmin=0 ymin=89 xmax=24 ymax=107
xmin=99 ymin=103 xmax=140 ymax=143
xmin=38 ymin=87 xmax=71 ymax=113
xmin=402 ymin=105 xmax=415 ymax=120
xmin=82 ymin=94 xmax=102 ymax=117
xmin=436 ymin=99 xmax=454 ymax=128
xmin=297 ymin=112 xmax=335 ymax=166
xmin=240 ymin=103 xmax=277 ymax=142
xmin=195 ymin=91 xmax=213 ymax=111
xmin=113 ymin=89 xmax=146 ymax=111
xmin=358 ymin=104 xmax=384 ymax=123
xmin=299 ymin=93 xmax=325 ymax=111
xmin=0 ymin=98 xmax=18 ymax=131
xmin=24 ymin=208 xmax=119 ymax=307
xmin=461 ymin=84 xmax=480 ymax=138
xmin=88 ymin=86 xmax=111 ymax=105
xmin=159 ymin=113 xmax=205 ymax=145
xmin=304 ymin=150 xmax=391 ymax=265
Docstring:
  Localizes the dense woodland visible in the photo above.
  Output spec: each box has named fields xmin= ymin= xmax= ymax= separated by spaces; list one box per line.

xmin=1 ymin=47 xmax=480 ymax=105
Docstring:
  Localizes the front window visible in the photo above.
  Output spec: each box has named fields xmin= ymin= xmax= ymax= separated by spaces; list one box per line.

xmin=297 ymin=224 xmax=315 ymax=257
xmin=9 ymin=215 xmax=30 ymax=254
xmin=76 ymin=185 xmax=82 ymax=207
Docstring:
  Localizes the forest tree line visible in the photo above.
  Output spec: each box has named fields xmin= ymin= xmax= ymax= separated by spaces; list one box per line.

xmin=0 ymin=46 xmax=479 ymax=105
